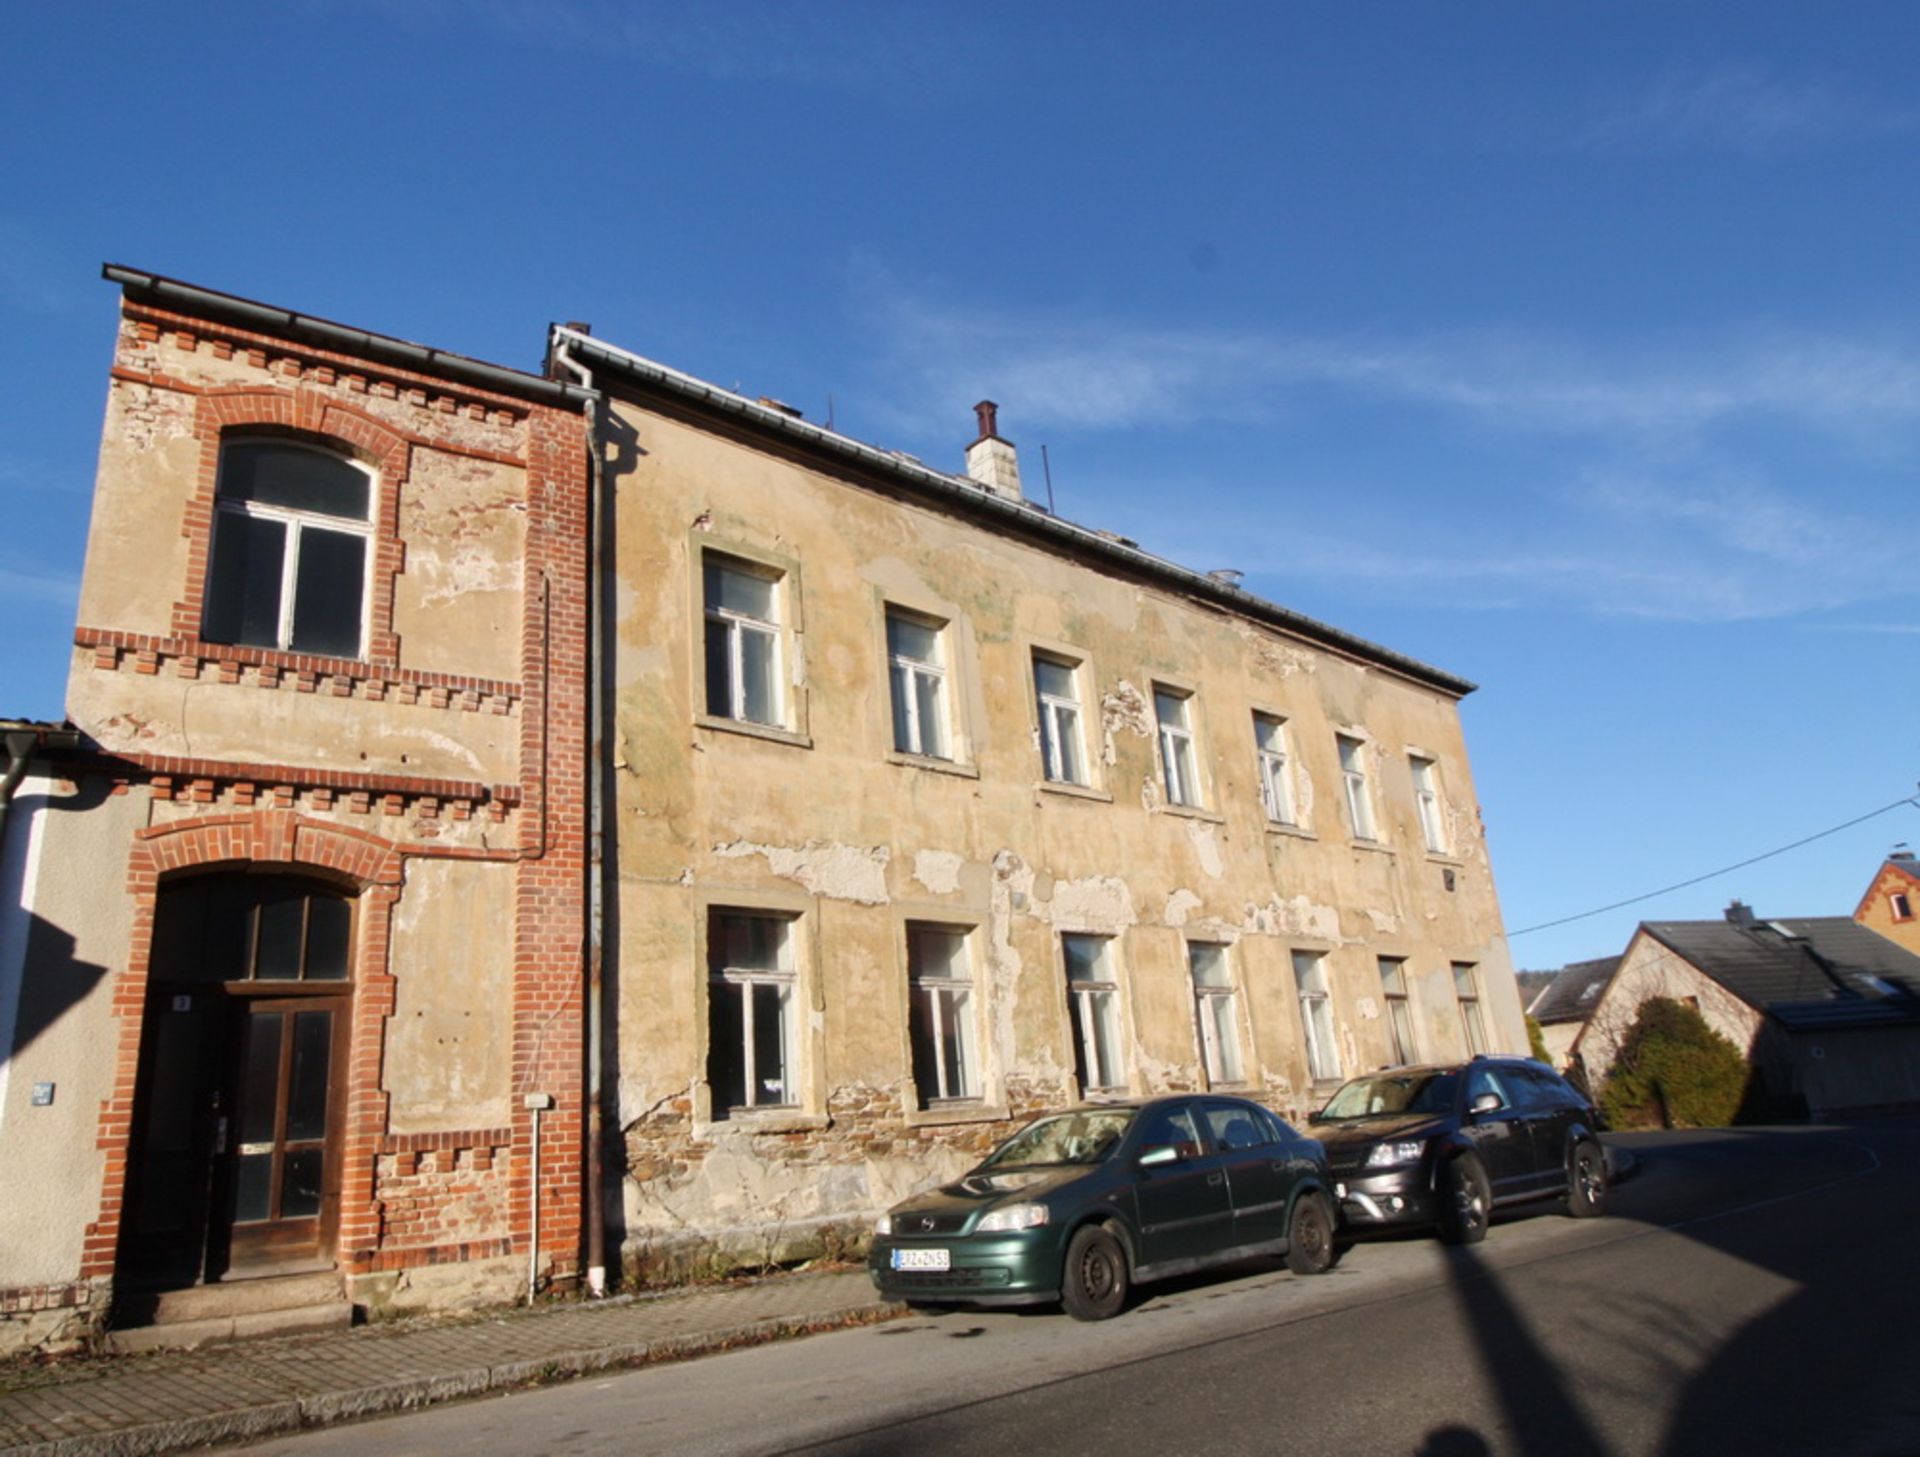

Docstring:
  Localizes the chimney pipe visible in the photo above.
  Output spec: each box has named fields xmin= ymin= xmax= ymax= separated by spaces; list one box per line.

xmin=964 ymin=400 xmax=1022 ymax=501
xmin=1725 ymin=900 xmax=1755 ymax=927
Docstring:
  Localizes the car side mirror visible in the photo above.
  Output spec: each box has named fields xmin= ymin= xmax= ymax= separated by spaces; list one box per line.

xmin=1307 ymin=1109 xmax=1326 ymax=1125
xmin=1138 ymin=1145 xmax=1180 ymax=1168
xmin=1469 ymin=1092 xmax=1503 ymax=1116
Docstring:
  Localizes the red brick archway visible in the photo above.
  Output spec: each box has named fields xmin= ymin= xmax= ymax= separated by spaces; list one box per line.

xmin=86 ymin=811 xmax=404 ymax=1282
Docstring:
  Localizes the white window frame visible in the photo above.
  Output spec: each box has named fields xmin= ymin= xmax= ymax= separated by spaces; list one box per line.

xmin=907 ymin=923 xmax=977 ymax=1103
xmin=1155 ymin=686 xmax=1201 ymax=808
xmin=704 ymin=556 xmax=783 ymax=727
xmin=1294 ymin=950 xmax=1341 ymax=1083
xmin=1411 ymin=755 xmax=1448 ymax=854
xmin=206 ymin=438 xmax=374 ymax=658
xmin=886 ymin=608 xmax=950 ymax=760
xmin=708 ymin=911 xmax=798 ymax=1113
xmin=1337 ymin=734 xmax=1377 ymax=841
xmin=1892 ymin=891 xmax=1914 ymax=922
xmin=1033 ymin=652 xmax=1088 ymax=785
xmin=1453 ymin=961 xmax=1488 ymax=1056
xmin=1188 ymin=942 xmax=1244 ymax=1087
xmin=1063 ymin=933 xmax=1124 ymax=1092
xmin=1254 ymin=713 xmax=1296 ymax=827
xmin=1379 ymin=956 xmax=1416 ymax=1064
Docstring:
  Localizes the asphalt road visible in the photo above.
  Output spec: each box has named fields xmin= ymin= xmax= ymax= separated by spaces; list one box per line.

xmin=240 ymin=1116 xmax=1920 ymax=1457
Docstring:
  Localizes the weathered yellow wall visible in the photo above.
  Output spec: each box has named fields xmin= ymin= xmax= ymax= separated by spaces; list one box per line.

xmin=1856 ymin=865 xmax=1920 ymax=957
xmin=384 ymin=858 xmax=515 ymax=1134
xmin=606 ymin=398 xmax=1524 ymax=1264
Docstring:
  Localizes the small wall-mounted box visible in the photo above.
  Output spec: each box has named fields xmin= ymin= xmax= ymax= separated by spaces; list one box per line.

xmin=522 ymin=1092 xmax=555 ymax=1111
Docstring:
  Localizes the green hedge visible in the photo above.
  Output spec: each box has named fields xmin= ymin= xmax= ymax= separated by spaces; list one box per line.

xmin=1598 ymin=997 xmax=1750 ymax=1130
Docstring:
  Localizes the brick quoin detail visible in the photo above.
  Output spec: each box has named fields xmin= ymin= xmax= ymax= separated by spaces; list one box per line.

xmin=168 ymin=380 xmax=411 ymax=667
xmin=86 ymin=812 xmax=404 ymax=1282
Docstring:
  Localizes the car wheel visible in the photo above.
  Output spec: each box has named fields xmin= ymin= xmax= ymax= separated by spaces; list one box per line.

xmin=1285 ymin=1193 xmax=1337 ymax=1275
xmin=1437 ymin=1155 xmax=1490 ymax=1246
xmin=1566 ymin=1141 xmax=1608 ymax=1218
xmin=1059 ymin=1223 xmax=1129 ymax=1321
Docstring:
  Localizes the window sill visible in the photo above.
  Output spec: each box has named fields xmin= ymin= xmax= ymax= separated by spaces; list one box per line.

xmin=1156 ymin=801 xmax=1225 ymax=826
xmin=1036 ymin=779 xmax=1112 ymax=804
xmin=1265 ymin=822 xmax=1317 ymax=842
xmin=905 ymin=1101 xmax=1011 ymax=1130
xmin=1349 ymin=838 xmax=1396 ymax=857
xmin=695 ymin=714 xmax=813 ymax=750
xmin=887 ymin=750 xmax=980 ymax=780
xmin=696 ymin=1108 xmax=828 ymax=1138
xmin=1423 ymin=850 xmax=1465 ymax=868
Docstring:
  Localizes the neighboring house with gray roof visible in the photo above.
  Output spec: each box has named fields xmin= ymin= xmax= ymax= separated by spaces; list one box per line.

xmin=1571 ymin=901 xmax=1920 ymax=1118
xmin=1527 ymin=955 xmax=1621 ymax=1071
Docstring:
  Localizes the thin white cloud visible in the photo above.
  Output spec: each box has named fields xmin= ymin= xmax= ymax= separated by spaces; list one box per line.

xmin=1578 ymin=63 xmax=1918 ymax=151
xmin=861 ymin=273 xmax=1920 ymax=446
xmin=0 ymin=559 xmax=78 ymax=608
xmin=380 ymin=0 xmax=967 ymax=93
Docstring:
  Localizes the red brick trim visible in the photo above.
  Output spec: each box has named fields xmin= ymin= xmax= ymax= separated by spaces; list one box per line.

xmin=377 ymin=1128 xmax=514 ymax=1154
xmin=123 ymin=300 xmax=540 ymax=420
xmin=76 ymin=626 xmax=521 ymax=713
xmin=350 ymin=1237 xmax=515 ymax=1273
xmin=110 ymin=364 xmax=530 ymax=470
xmin=169 ymin=385 xmax=409 ymax=665
xmin=93 ymin=748 xmax=517 ymax=812
xmin=85 ymin=812 xmax=405 ymax=1282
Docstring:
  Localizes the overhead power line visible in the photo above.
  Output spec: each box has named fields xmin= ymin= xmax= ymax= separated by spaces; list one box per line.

xmin=1507 ymin=790 xmax=1920 ymax=939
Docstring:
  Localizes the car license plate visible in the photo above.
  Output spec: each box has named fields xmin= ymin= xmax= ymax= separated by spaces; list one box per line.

xmin=891 ymin=1248 xmax=950 ymax=1271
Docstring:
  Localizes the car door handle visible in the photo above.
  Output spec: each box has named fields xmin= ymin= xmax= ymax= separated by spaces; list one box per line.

xmin=1207 ymin=1172 xmax=1225 ymax=1186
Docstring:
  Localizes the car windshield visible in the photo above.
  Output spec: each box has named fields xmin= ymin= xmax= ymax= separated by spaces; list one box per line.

xmin=980 ymin=1109 xmax=1136 ymax=1168
xmin=1321 ymin=1072 xmax=1459 ymax=1120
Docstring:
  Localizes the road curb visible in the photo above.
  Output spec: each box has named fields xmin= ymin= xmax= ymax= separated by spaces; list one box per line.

xmin=4 ymin=1301 xmax=907 ymax=1457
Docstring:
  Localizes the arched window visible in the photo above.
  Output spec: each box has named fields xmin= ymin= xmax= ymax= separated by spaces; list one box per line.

xmin=204 ymin=438 xmax=373 ymax=658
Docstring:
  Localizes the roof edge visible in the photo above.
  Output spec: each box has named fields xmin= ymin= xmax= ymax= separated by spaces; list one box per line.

xmin=551 ymin=326 xmax=1477 ymax=699
xmin=103 ymin=265 xmax=595 ymax=411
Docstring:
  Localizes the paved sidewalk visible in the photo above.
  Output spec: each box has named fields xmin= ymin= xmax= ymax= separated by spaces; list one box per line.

xmin=0 ymin=1269 xmax=900 ymax=1457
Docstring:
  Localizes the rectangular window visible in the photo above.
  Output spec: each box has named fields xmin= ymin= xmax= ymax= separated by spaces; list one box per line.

xmin=1063 ymin=934 xmax=1124 ymax=1091
xmin=1294 ymin=950 xmax=1341 ymax=1082
xmin=1033 ymin=653 xmax=1087 ymax=785
xmin=886 ymin=610 xmax=949 ymax=760
xmin=1189 ymin=943 xmax=1243 ymax=1086
xmin=703 ymin=557 xmax=782 ymax=727
xmin=1453 ymin=961 xmax=1488 ymax=1056
xmin=1155 ymin=687 xmax=1201 ymax=807
xmin=1411 ymin=756 xmax=1447 ymax=853
xmin=1893 ymin=891 xmax=1914 ymax=922
xmin=1379 ymin=956 xmax=1416 ymax=1064
xmin=707 ymin=910 xmax=797 ymax=1115
xmin=908 ymin=924 xmax=976 ymax=1104
xmin=205 ymin=439 xmax=372 ymax=659
xmin=1337 ymin=734 xmax=1376 ymax=841
xmin=1254 ymin=713 xmax=1296 ymax=826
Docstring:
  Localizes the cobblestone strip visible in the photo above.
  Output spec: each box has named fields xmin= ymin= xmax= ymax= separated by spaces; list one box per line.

xmin=1 ymin=1274 xmax=902 ymax=1457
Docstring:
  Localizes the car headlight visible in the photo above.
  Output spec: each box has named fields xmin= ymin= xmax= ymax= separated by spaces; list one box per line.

xmin=1365 ymin=1140 xmax=1426 ymax=1168
xmin=874 ymin=1212 xmax=894 ymax=1236
xmin=974 ymin=1202 xmax=1049 ymax=1233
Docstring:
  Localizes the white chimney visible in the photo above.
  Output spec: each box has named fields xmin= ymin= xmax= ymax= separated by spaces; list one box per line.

xmin=964 ymin=400 xmax=1022 ymax=501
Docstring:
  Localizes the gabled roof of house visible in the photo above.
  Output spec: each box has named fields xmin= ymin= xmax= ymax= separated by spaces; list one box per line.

xmin=1529 ymin=956 xmax=1622 ymax=1025
xmin=1642 ymin=915 xmax=1920 ymax=1028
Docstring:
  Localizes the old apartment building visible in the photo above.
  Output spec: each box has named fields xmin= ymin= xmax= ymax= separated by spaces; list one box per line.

xmin=0 ymin=269 xmax=1522 ymax=1350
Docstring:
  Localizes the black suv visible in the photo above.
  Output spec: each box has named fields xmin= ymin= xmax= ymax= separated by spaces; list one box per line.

xmin=1309 ymin=1056 xmax=1607 ymax=1245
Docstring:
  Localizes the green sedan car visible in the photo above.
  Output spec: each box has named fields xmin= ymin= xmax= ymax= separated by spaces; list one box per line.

xmin=868 ymin=1094 xmax=1339 ymax=1320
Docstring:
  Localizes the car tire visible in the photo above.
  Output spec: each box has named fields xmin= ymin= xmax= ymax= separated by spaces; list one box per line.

xmin=1566 ymin=1141 xmax=1608 ymax=1218
xmin=1059 ymin=1223 xmax=1129 ymax=1321
xmin=1437 ymin=1155 xmax=1490 ymax=1246
xmin=1285 ymin=1193 xmax=1337 ymax=1275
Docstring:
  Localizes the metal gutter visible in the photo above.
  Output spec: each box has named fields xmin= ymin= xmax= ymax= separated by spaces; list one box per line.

xmin=549 ymin=327 xmax=1477 ymax=698
xmin=103 ymin=265 xmax=596 ymax=411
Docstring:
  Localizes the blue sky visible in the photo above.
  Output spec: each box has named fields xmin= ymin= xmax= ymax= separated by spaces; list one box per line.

xmin=3 ymin=3 xmax=1916 ymax=973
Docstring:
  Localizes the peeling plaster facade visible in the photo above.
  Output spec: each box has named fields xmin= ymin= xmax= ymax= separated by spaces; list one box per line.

xmin=589 ymin=348 xmax=1525 ymax=1278
xmin=0 ymin=275 xmax=591 ymax=1353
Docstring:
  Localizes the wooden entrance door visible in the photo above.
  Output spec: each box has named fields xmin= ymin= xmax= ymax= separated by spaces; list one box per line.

xmin=122 ymin=876 xmax=355 ymax=1286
